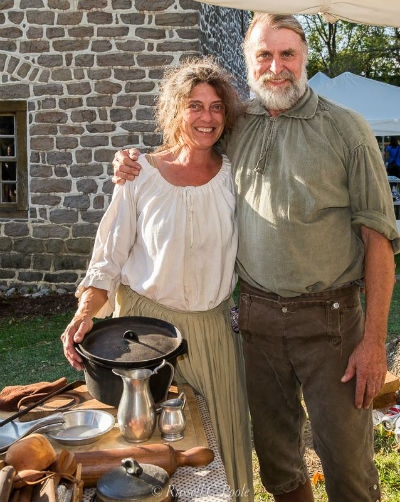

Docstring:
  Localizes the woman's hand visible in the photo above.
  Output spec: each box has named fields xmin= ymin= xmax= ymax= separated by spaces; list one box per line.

xmin=61 ymin=312 xmax=93 ymax=370
xmin=112 ymin=148 xmax=142 ymax=184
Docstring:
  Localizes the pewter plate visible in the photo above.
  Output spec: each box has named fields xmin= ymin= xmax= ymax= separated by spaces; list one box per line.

xmin=46 ymin=409 xmax=115 ymax=446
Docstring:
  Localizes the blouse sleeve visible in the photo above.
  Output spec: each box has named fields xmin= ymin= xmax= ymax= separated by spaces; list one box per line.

xmin=348 ymin=142 xmax=400 ymax=253
xmin=76 ymin=182 xmax=137 ymax=317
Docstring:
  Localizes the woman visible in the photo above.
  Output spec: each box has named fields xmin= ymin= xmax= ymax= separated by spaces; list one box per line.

xmin=386 ymin=136 xmax=400 ymax=177
xmin=61 ymin=58 xmax=253 ymax=501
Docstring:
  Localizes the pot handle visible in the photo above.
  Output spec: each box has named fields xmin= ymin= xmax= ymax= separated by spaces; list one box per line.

xmin=152 ymin=359 xmax=175 ymax=402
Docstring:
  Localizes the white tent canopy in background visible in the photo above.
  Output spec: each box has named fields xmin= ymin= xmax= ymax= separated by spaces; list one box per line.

xmin=194 ymin=1 xmax=400 ymax=27
xmin=308 ymin=72 xmax=400 ymax=136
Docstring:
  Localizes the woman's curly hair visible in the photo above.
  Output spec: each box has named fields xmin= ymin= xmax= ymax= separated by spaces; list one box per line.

xmin=155 ymin=57 xmax=244 ymax=151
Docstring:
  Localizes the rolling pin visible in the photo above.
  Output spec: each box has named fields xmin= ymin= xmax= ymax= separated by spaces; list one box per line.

xmin=75 ymin=444 xmax=214 ymax=487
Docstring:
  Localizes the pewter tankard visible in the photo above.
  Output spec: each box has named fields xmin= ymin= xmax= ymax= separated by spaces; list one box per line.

xmin=158 ymin=391 xmax=186 ymax=441
xmin=113 ymin=359 xmax=174 ymax=442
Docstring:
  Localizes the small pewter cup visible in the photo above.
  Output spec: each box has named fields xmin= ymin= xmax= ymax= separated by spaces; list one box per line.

xmin=158 ymin=392 xmax=186 ymax=441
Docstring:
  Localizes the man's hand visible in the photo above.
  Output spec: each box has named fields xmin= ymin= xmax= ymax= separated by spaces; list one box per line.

xmin=60 ymin=313 xmax=93 ymax=371
xmin=112 ymin=148 xmax=142 ymax=185
xmin=341 ymin=338 xmax=387 ymax=409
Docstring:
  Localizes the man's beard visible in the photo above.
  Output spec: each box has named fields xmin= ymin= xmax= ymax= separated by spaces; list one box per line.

xmin=248 ymin=65 xmax=308 ymax=111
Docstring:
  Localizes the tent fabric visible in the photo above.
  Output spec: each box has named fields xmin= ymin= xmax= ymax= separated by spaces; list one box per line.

xmin=194 ymin=1 xmax=400 ymax=27
xmin=308 ymin=72 xmax=400 ymax=136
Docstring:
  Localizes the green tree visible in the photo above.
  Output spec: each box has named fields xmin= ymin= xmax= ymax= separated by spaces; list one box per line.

xmin=299 ymin=15 xmax=400 ymax=85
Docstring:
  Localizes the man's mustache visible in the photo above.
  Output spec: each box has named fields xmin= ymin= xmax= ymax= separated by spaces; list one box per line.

xmin=259 ymin=70 xmax=295 ymax=83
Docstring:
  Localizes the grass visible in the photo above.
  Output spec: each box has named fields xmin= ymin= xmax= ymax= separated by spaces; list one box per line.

xmin=1 ymin=282 xmax=400 ymax=501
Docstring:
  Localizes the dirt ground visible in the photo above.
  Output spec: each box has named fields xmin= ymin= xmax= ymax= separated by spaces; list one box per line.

xmin=0 ymin=293 xmax=78 ymax=320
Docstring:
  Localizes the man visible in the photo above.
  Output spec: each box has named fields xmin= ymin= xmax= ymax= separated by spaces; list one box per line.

xmin=112 ymin=14 xmax=399 ymax=502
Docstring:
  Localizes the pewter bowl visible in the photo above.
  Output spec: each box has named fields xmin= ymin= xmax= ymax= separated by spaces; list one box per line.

xmin=45 ymin=409 xmax=115 ymax=446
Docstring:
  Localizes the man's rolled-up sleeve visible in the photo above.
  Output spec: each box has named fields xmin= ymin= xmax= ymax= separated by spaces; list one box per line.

xmin=348 ymin=142 xmax=400 ymax=254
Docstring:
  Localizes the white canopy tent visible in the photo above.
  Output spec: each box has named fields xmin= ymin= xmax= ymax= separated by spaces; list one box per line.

xmin=194 ymin=1 xmax=400 ymax=27
xmin=308 ymin=72 xmax=400 ymax=137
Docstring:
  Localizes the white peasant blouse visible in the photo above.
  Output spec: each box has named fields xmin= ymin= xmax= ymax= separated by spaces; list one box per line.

xmin=77 ymin=154 xmax=238 ymax=316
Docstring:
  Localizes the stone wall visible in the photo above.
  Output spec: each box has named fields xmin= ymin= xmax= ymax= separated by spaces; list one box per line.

xmin=0 ymin=0 xmax=249 ymax=293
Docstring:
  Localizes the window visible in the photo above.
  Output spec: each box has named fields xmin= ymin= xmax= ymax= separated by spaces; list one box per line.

xmin=0 ymin=101 xmax=27 ymax=217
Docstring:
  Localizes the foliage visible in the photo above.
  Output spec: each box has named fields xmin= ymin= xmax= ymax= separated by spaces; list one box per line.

xmin=299 ymin=15 xmax=400 ymax=85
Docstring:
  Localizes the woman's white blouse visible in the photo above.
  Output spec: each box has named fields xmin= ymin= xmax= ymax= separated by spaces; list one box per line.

xmin=77 ymin=154 xmax=238 ymax=316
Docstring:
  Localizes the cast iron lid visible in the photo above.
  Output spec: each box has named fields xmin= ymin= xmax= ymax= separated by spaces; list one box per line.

xmin=96 ymin=458 xmax=169 ymax=502
xmin=76 ymin=316 xmax=183 ymax=367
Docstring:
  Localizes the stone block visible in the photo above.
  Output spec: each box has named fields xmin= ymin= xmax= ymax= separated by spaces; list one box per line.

xmin=97 ymin=53 xmax=135 ymax=66
xmin=8 ymin=11 xmax=24 ymax=24
xmin=31 ymin=178 xmax=72 ymax=193
xmin=136 ymin=27 xmax=166 ymax=39
xmin=0 ymin=53 xmax=6 ymax=71
xmin=48 ymin=0 xmax=70 ymax=8
xmin=36 ymin=111 xmax=68 ymax=123
xmin=125 ymin=81 xmax=155 ymax=92
xmin=59 ymin=97 xmax=83 ymax=109
xmin=46 ymin=27 xmax=65 ymax=39
xmin=33 ymin=224 xmax=69 ymax=239
xmin=81 ymin=210 xmax=105 ymax=223
xmin=49 ymin=208 xmax=79 ymax=224
xmin=112 ymin=0 xmax=130 ymax=7
xmin=0 ymin=84 xmax=30 ymax=99
xmin=76 ymin=178 xmax=98 ymax=193
xmin=87 ymin=11 xmax=112 ymax=23
xmin=30 ymin=124 xmax=57 ymax=136
xmin=136 ymin=54 xmax=173 ymax=67
xmin=4 ymin=222 xmax=29 ymax=237
xmin=80 ymin=135 xmax=109 ymax=147
xmin=22 ymin=0 xmax=43 ymax=6
xmin=20 ymin=40 xmax=50 ymax=52
xmin=59 ymin=125 xmax=85 ymax=135
xmin=18 ymin=271 xmax=43 ymax=282
xmin=54 ymin=166 xmax=68 ymax=177
xmin=57 ymin=12 xmax=83 ymax=25
xmin=78 ymin=0 xmax=107 ymax=7
xmin=87 ymin=68 xmax=111 ymax=80
xmin=136 ymin=107 xmax=154 ymax=120
xmin=138 ymin=95 xmax=156 ymax=106
xmin=33 ymin=254 xmax=53 ymax=270
xmin=85 ymin=96 xmax=112 ymax=108
xmin=67 ymin=82 xmax=92 ymax=95
xmin=31 ymin=194 xmax=61 ymax=205
xmin=1 ymin=253 xmax=31 ymax=269
xmin=39 ymin=99 xmax=56 ymax=111
xmin=119 ymin=13 xmax=145 ymax=25
xmin=65 ymin=238 xmax=93 ymax=254
xmin=94 ymin=81 xmax=122 ymax=94
xmin=94 ymin=149 xmax=115 ymax=162
xmin=44 ymin=272 xmax=79 ymax=283
xmin=93 ymin=195 xmax=104 ymax=209
xmin=179 ymin=0 xmax=198 ymax=8
xmin=53 ymin=40 xmax=89 ymax=51
xmin=64 ymin=194 xmax=90 ymax=209
xmin=68 ymin=26 xmax=94 ymax=38
xmin=102 ymin=179 xmax=114 ymax=194
xmin=116 ymin=40 xmax=145 ymax=52
xmin=86 ymin=124 xmax=114 ymax=134
xmin=72 ymin=223 xmax=98 ymax=237
xmin=75 ymin=150 xmax=93 ymax=163
xmin=31 ymin=137 xmax=54 ymax=151
xmin=26 ymin=10 xmax=54 ymax=24
xmin=51 ymin=69 xmax=73 ymax=81
xmin=115 ymin=95 xmax=137 ymax=107
xmin=30 ymin=152 xmax=40 ymax=163
xmin=56 ymin=137 xmax=79 ymax=149
xmin=47 ymin=151 xmax=73 ymax=165
xmin=33 ymin=84 xmax=64 ymax=96
xmin=30 ymin=165 xmax=53 ymax=177
xmin=0 ymin=27 xmax=22 ymax=38
xmin=155 ymin=12 xmax=198 ymax=26
xmin=110 ymin=108 xmax=132 ymax=122
xmin=176 ymin=28 xmax=198 ymax=39
xmin=121 ymin=121 xmax=156 ymax=132
xmin=113 ymin=68 xmax=145 ymax=81
xmin=71 ymin=109 xmax=97 ymax=123
xmin=14 ymin=238 xmax=44 ymax=253
xmin=135 ymin=0 xmax=174 ymax=9
xmin=46 ymin=239 xmax=65 ymax=253
xmin=111 ymin=134 xmax=139 ymax=147
xmin=97 ymin=26 xmax=129 ymax=37
xmin=0 ymin=237 xmax=12 ymax=251
xmin=91 ymin=40 xmax=112 ymax=53
xmin=143 ymin=133 xmax=162 ymax=146
xmin=70 ymin=163 xmax=103 ymax=177
xmin=75 ymin=54 xmax=95 ymax=67
xmin=38 ymin=69 xmax=50 ymax=82
xmin=156 ymin=40 xmax=198 ymax=51
xmin=0 ymin=41 xmax=16 ymax=52
xmin=37 ymin=54 xmax=63 ymax=67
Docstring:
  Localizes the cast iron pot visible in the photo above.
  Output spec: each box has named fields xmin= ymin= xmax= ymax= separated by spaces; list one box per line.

xmin=75 ymin=316 xmax=187 ymax=407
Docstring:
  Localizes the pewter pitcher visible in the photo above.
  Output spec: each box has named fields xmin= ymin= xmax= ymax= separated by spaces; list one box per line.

xmin=112 ymin=359 xmax=174 ymax=443
xmin=158 ymin=391 xmax=186 ymax=441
